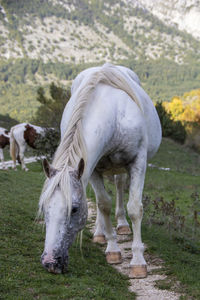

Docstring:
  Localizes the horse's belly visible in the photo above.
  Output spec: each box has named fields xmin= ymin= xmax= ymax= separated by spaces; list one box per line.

xmin=95 ymin=152 xmax=133 ymax=175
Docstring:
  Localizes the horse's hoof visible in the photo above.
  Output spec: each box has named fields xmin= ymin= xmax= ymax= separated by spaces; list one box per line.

xmin=129 ymin=265 xmax=147 ymax=278
xmin=117 ymin=225 xmax=131 ymax=235
xmin=93 ymin=235 xmax=106 ymax=244
xmin=106 ymin=252 xmax=122 ymax=264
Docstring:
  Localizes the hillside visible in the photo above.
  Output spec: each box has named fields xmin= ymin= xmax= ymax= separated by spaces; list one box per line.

xmin=0 ymin=0 xmax=200 ymax=122
xmin=137 ymin=0 xmax=200 ymax=40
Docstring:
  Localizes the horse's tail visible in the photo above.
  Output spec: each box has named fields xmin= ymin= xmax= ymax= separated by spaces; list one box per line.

xmin=10 ymin=127 xmax=20 ymax=164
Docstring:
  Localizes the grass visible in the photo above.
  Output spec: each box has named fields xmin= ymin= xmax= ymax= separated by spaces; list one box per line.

xmin=140 ymin=138 xmax=200 ymax=299
xmin=0 ymin=163 xmax=134 ymax=300
xmin=1 ymin=138 xmax=200 ymax=299
xmin=90 ymin=138 xmax=200 ymax=299
xmin=142 ymin=225 xmax=200 ymax=298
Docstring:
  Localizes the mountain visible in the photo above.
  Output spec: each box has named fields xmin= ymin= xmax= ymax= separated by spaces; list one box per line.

xmin=135 ymin=0 xmax=200 ymax=40
xmin=0 ymin=0 xmax=200 ymax=123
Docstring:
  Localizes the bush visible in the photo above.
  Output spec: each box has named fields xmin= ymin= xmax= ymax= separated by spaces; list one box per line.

xmin=33 ymin=82 xmax=71 ymax=129
xmin=34 ymin=128 xmax=60 ymax=160
xmin=156 ymin=102 xmax=186 ymax=144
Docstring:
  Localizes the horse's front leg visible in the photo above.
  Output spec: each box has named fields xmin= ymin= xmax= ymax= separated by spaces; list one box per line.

xmin=90 ymin=171 xmax=122 ymax=264
xmin=127 ymin=150 xmax=147 ymax=278
xmin=115 ymin=174 xmax=131 ymax=235
xmin=93 ymin=204 xmax=106 ymax=244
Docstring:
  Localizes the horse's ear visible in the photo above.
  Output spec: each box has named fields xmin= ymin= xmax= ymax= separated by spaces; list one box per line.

xmin=43 ymin=159 xmax=57 ymax=178
xmin=77 ymin=158 xmax=85 ymax=180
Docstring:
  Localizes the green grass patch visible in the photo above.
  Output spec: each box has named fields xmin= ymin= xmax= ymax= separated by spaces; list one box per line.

xmin=142 ymin=225 xmax=200 ymax=299
xmin=142 ymin=138 xmax=200 ymax=298
xmin=88 ymin=138 xmax=200 ymax=299
xmin=1 ymin=138 xmax=200 ymax=299
xmin=0 ymin=163 xmax=134 ymax=300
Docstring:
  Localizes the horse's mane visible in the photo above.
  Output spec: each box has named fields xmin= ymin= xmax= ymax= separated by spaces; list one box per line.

xmin=39 ymin=63 xmax=142 ymax=216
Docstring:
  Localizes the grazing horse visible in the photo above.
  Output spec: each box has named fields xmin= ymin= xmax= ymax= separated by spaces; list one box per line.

xmin=0 ymin=127 xmax=10 ymax=169
xmin=39 ymin=63 xmax=162 ymax=278
xmin=10 ymin=123 xmax=45 ymax=171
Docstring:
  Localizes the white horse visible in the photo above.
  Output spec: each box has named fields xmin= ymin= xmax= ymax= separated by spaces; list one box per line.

xmin=10 ymin=123 xmax=45 ymax=171
xmin=39 ymin=63 xmax=162 ymax=278
xmin=0 ymin=127 xmax=10 ymax=169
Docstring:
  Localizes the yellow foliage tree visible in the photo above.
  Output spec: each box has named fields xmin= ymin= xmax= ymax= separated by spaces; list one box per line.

xmin=164 ymin=89 xmax=200 ymax=150
xmin=164 ymin=89 xmax=200 ymax=125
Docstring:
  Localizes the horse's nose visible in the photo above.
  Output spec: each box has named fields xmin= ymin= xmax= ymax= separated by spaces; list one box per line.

xmin=41 ymin=254 xmax=68 ymax=274
xmin=43 ymin=262 xmax=62 ymax=274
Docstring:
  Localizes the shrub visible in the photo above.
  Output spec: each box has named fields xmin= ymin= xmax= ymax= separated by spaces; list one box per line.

xmin=155 ymin=102 xmax=186 ymax=144
xmin=34 ymin=128 xmax=60 ymax=160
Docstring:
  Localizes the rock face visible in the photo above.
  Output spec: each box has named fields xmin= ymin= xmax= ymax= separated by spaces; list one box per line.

xmin=133 ymin=0 xmax=200 ymax=39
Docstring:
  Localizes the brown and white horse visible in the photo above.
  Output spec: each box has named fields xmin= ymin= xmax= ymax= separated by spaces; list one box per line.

xmin=10 ymin=123 xmax=45 ymax=171
xmin=0 ymin=127 xmax=10 ymax=169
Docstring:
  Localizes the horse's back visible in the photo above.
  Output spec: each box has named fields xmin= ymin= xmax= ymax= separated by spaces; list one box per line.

xmin=62 ymin=64 xmax=161 ymax=162
xmin=71 ymin=64 xmax=141 ymax=95
xmin=0 ymin=127 xmax=8 ymax=135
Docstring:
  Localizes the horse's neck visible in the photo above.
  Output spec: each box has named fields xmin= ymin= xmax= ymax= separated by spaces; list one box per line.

xmin=81 ymin=97 xmax=118 ymax=184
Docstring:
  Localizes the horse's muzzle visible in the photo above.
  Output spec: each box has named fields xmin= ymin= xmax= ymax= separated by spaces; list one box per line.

xmin=41 ymin=252 xmax=68 ymax=274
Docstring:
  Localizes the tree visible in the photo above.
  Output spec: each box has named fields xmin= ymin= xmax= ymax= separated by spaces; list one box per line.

xmin=33 ymin=82 xmax=71 ymax=129
xmin=155 ymin=102 xmax=186 ymax=144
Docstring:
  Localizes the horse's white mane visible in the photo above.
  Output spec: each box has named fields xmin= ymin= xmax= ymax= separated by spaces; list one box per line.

xmin=39 ymin=63 xmax=142 ymax=215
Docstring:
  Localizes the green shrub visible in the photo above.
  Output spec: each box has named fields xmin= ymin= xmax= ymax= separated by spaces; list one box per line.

xmin=34 ymin=128 xmax=60 ymax=160
xmin=155 ymin=102 xmax=186 ymax=144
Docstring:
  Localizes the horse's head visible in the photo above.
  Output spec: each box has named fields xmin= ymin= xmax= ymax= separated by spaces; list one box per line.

xmin=40 ymin=158 xmax=87 ymax=274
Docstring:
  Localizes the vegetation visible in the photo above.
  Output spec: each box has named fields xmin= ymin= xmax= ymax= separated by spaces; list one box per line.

xmin=161 ymin=89 xmax=200 ymax=150
xmin=0 ymin=138 xmax=200 ymax=299
xmin=0 ymin=114 xmax=18 ymax=129
xmin=33 ymin=82 xmax=71 ymax=129
xmin=155 ymin=102 xmax=186 ymax=144
xmin=1 ymin=57 xmax=200 ymax=123
xmin=34 ymin=128 xmax=60 ymax=160
xmin=0 ymin=163 xmax=135 ymax=300
xmin=0 ymin=0 xmax=200 ymax=122
xmin=101 ymin=138 xmax=200 ymax=299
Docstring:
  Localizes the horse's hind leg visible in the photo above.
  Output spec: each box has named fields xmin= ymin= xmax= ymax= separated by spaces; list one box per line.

xmin=90 ymin=171 xmax=122 ymax=264
xmin=127 ymin=150 xmax=147 ymax=278
xmin=19 ymin=144 xmax=28 ymax=171
xmin=115 ymin=174 xmax=131 ymax=235
xmin=0 ymin=148 xmax=5 ymax=169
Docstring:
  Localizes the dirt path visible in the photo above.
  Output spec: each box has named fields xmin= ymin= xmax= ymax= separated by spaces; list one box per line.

xmin=87 ymin=201 xmax=182 ymax=300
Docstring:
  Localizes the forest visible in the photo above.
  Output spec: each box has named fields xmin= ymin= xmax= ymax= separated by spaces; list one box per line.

xmin=1 ymin=57 xmax=200 ymax=122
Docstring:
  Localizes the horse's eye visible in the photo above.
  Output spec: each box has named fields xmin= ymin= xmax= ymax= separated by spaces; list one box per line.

xmin=71 ymin=206 xmax=78 ymax=214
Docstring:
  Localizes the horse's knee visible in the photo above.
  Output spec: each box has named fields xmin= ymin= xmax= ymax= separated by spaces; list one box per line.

xmin=127 ymin=202 xmax=143 ymax=221
xmin=98 ymin=198 xmax=112 ymax=214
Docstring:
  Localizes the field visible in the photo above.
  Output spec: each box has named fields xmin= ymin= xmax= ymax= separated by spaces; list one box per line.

xmin=0 ymin=138 xmax=200 ymax=299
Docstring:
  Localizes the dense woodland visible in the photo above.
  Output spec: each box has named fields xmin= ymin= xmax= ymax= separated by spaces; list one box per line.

xmin=1 ymin=57 xmax=200 ymax=122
